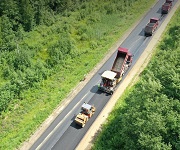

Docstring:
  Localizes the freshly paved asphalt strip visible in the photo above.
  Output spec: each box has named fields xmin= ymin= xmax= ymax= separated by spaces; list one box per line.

xmin=20 ymin=0 xmax=179 ymax=150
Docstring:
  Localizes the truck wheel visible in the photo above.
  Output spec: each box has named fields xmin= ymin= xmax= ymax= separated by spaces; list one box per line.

xmin=110 ymin=91 xmax=114 ymax=95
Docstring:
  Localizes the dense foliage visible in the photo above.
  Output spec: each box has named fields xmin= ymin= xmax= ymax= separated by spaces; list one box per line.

xmin=0 ymin=0 xmax=156 ymax=149
xmin=0 ymin=0 xmax=87 ymax=112
xmin=92 ymin=7 xmax=180 ymax=150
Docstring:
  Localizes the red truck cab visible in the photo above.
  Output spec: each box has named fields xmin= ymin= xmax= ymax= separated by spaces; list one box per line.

xmin=144 ymin=18 xmax=159 ymax=36
xmin=161 ymin=0 xmax=172 ymax=14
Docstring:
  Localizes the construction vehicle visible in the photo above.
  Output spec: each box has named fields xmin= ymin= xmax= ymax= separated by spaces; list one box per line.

xmin=75 ymin=103 xmax=96 ymax=128
xmin=144 ymin=18 xmax=159 ymax=36
xmin=98 ymin=47 xmax=132 ymax=95
xmin=161 ymin=0 xmax=172 ymax=14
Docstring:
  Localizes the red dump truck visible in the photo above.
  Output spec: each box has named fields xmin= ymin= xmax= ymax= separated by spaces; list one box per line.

xmin=144 ymin=18 xmax=159 ymax=36
xmin=161 ymin=0 xmax=173 ymax=14
xmin=98 ymin=47 xmax=132 ymax=94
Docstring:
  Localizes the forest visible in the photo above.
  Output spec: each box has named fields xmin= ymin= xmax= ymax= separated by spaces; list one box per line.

xmin=92 ymin=7 xmax=180 ymax=150
xmin=0 ymin=0 xmax=156 ymax=149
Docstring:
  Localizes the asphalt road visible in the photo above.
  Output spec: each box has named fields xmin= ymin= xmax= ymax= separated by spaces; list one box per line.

xmin=30 ymin=0 xmax=178 ymax=150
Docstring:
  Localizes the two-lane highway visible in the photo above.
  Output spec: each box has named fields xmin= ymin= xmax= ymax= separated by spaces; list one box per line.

xmin=30 ymin=0 xmax=178 ymax=149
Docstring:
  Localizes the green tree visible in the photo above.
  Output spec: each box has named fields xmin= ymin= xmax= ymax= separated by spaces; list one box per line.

xmin=0 ymin=15 xmax=16 ymax=51
xmin=19 ymin=0 xmax=35 ymax=31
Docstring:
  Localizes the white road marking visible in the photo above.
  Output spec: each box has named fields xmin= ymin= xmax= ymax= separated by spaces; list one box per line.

xmin=133 ymin=37 xmax=148 ymax=56
xmin=36 ymin=91 xmax=90 ymax=150
xmin=128 ymin=36 xmax=142 ymax=52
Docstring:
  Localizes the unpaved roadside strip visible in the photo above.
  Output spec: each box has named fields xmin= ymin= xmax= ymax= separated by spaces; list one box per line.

xmin=20 ymin=3 xmax=161 ymax=150
xmin=76 ymin=2 xmax=180 ymax=150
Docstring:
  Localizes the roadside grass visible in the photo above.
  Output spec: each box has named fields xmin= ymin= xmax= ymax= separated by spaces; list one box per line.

xmin=0 ymin=0 xmax=156 ymax=149
xmin=92 ymin=6 xmax=180 ymax=150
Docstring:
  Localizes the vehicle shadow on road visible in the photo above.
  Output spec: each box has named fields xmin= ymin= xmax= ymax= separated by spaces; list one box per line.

xmin=98 ymin=71 xmax=104 ymax=76
xmin=139 ymin=28 xmax=145 ymax=36
xmin=157 ymin=8 xmax=162 ymax=14
xmin=90 ymin=85 xmax=114 ymax=96
xmin=70 ymin=120 xmax=82 ymax=129
xmin=90 ymin=85 xmax=102 ymax=95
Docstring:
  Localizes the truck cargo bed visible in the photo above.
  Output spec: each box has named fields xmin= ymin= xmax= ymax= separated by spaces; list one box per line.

xmin=147 ymin=22 xmax=156 ymax=27
xmin=112 ymin=53 xmax=126 ymax=72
